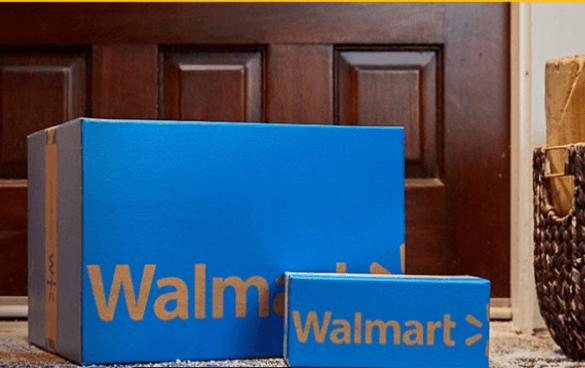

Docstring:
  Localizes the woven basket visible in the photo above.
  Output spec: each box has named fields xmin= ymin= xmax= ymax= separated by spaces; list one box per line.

xmin=534 ymin=144 xmax=585 ymax=359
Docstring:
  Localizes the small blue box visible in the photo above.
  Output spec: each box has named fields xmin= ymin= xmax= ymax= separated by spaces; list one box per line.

xmin=284 ymin=273 xmax=490 ymax=368
xmin=27 ymin=118 xmax=404 ymax=364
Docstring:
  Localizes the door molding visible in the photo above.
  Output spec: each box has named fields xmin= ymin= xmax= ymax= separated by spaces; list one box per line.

xmin=0 ymin=297 xmax=27 ymax=318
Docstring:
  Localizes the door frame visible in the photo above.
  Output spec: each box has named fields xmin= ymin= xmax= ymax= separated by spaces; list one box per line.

xmin=510 ymin=2 xmax=543 ymax=333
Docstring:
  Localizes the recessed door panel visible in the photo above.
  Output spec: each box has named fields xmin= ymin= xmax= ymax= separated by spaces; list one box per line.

xmin=161 ymin=50 xmax=262 ymax=122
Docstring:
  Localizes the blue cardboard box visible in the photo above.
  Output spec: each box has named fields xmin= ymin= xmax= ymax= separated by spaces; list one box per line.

xmin=284 ymin=273 xmax=490 ymax=368
xmin=27 ymin=118 xmax=404 ymax=364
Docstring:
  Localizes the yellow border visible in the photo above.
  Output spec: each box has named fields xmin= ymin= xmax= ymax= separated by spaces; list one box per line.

xmin=0 ymin=0 xmax=553 ymax=3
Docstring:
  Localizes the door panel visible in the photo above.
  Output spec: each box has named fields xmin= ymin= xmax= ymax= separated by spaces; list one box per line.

xmin=0 ymin=3 xmax=510 ymax=297
xmin=0 ymin=182 xmax=26 ymax=296
xmin=0 ymin=50 xmax=87 ymax=178
xmin=405 ymin=180 xmax=448 ymax=274
xmin=161 ymin=50 xmax=262 ymax=122
xmin=337 ymin=49 xmax=439 ymax=178
xmin=336 ymin=47 xmax=446 ymax=274
xmin=0 ymin=48 xmax=87 ymax=295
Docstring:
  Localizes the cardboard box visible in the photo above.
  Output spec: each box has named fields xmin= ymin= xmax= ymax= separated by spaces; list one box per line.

xmin=27 ymin=118 xmax=404 ymax=364
xmin=284 ymin=273 xmax=490 ymax=368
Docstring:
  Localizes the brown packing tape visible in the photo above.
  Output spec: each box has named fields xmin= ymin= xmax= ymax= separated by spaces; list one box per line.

xmin=400 ymin=243 xmax=405 ymax=273
xmin=545 ymin=56 xmax=585 ymax=216
xmin=45 ymin=128 xmax=58 ymax=352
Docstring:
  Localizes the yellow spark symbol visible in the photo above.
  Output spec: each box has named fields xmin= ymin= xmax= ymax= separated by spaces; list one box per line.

xmin=465 ymin=314 xmax=484 ymax=346
xmin=400 ymin=244 xmax=405 ymax=273
xmin=370 ymin=262 xmax=391 ymax=274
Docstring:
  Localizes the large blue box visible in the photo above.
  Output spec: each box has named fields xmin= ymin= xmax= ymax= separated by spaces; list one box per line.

xmin=284 ymin=273 xmax=490 ymax=368
xmin=27 ymin=118 xmax=404 ymax=364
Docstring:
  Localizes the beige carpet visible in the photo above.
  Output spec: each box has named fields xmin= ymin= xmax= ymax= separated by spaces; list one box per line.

xmin=1 ymin=320 xmax=585 ymax=367
xmin=490 ymin=322 xmax=585 ymax=368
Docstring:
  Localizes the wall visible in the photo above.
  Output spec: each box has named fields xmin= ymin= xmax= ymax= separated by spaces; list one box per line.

xmin=532 ymin=3 xmax=585 ymax=147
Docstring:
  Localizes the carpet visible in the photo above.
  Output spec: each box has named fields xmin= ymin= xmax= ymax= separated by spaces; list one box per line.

xmin=1 ymin=321 xmax=584 ymax=367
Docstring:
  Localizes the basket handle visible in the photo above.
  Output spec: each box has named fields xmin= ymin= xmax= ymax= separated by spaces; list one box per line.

xmin=533 ymin=145 xmax=578 ymax=222
xmin=541 ymin=144 xmax=571 ymax=179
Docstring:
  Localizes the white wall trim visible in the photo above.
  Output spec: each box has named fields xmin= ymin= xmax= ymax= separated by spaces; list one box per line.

xmin=510 ymin=2 xmax=546 ymax=333
xmin=491 ymin=298 xmax=512 ymax=320
xmin=0 ymin=297 xmax=28 ymax=319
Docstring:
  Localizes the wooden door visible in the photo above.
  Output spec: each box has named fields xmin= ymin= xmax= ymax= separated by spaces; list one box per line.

xmin=0 ymin=3 xmax=510 ymax=297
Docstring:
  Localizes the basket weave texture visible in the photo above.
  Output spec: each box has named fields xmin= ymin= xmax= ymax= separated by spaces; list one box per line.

xmin=534 ymin=145 xmax=585 ymax=359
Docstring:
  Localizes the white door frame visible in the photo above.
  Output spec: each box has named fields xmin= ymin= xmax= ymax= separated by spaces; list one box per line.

xmin=510 ymin=2 xmax=546 ymax=333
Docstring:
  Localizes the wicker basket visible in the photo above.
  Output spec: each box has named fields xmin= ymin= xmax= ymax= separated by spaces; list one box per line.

xmin=534 ymin=144 xmax=585 ymax=359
